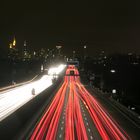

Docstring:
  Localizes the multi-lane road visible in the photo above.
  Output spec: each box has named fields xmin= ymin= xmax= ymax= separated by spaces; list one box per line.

xmin=0 ymin=64 xmax=65 ymax=122
xmin=1 ymin=65 xmax=139 ymax=139
xmin=30 ymin=66 xmax=131 ymax=140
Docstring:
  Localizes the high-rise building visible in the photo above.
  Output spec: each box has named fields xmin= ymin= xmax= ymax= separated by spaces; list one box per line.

xmin=22 ymin=40 xmax=31 ymax=60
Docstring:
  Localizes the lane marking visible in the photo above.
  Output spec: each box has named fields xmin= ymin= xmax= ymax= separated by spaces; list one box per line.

xmin=59 ymin=134 xmax=62 ymax=138
xmin=88 ymin=128 xmax=91 ymax=132
xmin=90 ymin=136 xmax=93 ymax=139
xmin=61 ymin=127 xmax=63 ymax=130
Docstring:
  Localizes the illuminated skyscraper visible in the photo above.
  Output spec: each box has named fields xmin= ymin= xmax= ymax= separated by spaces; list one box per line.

xmin=23 ymin=40 xmax=31 ymax=60
xmin=8 ymin=37 xmax=18 ymax=59
xmin=12 ymin=37 xmax=16 ymax=47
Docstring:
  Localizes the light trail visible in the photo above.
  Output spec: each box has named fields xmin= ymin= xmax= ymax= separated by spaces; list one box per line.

xmin=0 ymin=64 xmax=66 ymax=122
xmin=65 ymin=76 xmax=75 ymax=140
xmin=75 ymin=68 xmax=131 ymax=140
xmin=30 ymin=76 xmax=68 ymax=140
xmin=0 ymin=75 xmax=53 ymax=121
xmin=30 ymin=66 xmax=131 ymax=140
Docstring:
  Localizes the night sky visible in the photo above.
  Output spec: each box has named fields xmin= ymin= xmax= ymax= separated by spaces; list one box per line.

xmin=0 ymin=0 xmax=139 ymax=56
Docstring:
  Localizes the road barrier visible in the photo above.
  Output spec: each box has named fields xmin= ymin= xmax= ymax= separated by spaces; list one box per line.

xmin=0 ymin=75 xmax=38 ymax=93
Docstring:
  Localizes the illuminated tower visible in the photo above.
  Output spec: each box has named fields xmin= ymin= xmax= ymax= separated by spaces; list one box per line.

xmin=8 ymin=37 xmax=18 ymax=59
xmin=9 ymin=37 xmax=16 ymax=49
xmin=12 ymin=37 xmax=16 ymax=47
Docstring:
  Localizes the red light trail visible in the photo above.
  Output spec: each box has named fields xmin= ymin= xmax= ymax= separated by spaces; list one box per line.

xmin=30 ymin=65 xmax=131 ymax=140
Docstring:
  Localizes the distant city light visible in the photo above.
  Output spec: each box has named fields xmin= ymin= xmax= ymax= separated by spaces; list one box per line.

xmin=56 ymin=46 xmax=62 ymax=49
xmin=112 ymin=89 xmax=116 ymax=94
xmin=131 ymin=107 xmax=135 ymax=110
xmin=110 ymin=69 xmax=116 ymax=73
xmin=128 ymin=53 xmax=133 ymax=56
xmin=9 ymin=43 xmax=12 ymax=49
xmin=13 ymin=37 xmax=16 ymax=46
xmin=48 ymin=64 xmax=66 ymax=75
xmin=24 ymin=40 xmax=27 ymax=47
xmin=84 ymin=45 xmax=87 ymax=49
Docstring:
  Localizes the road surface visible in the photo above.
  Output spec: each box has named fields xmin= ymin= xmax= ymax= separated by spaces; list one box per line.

xmin=30 ymin=66 xmax=131 ymax=140
xmin=0 ymin=64 xmax=66 ymax=122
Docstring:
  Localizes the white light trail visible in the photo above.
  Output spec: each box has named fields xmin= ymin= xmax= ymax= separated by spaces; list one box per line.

xmin=48 ymin=64 xmax=66 ymax=75
xmin=0 ymin=75 xmax=53 ymax=121
xmin=0 ymin=64 xmax=66 ymax=121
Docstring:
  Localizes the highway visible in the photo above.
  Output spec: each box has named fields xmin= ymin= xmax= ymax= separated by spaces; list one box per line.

xmin=0 ymin=64 xmax=66 ymax=122
xmin=30 ymin=66 xmax=131 ymax=140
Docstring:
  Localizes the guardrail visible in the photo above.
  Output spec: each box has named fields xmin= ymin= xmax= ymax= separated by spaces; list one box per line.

xmin=0 ymin=75 xmax=64 ymax=140
xmin=93 ymin=87 xmax=140 ymax=128
xmin=0 ymin=75 xmax=38 ymax=93
xmin=109 ymin=97 xmax=140 ymax=127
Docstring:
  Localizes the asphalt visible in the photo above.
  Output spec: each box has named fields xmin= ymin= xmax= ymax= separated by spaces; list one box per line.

xmin=1 ymin=75 xmax=139 ymax=140
xmin=56 ymin=76 xmax=107 ymax=140
xmin=56 ymin=81 xmax=69 ymax=140
xmin=0 ymin=77 xmax=63 ymax=140
xmin=79 ymin=100 xmax=102 ymax=140
xmin=88 ymin=87 xmax=140 ymax=140
xmin=48 ymin=76 xmax=139 ymax=139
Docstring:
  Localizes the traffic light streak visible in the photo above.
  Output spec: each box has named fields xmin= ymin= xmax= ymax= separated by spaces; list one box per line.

xmin=30 ymin=67 xmax=130 ymax=140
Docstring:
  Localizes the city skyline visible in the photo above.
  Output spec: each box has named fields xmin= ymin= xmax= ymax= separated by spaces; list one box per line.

xmin=0 ymin=0 xmax=139 ymax=56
